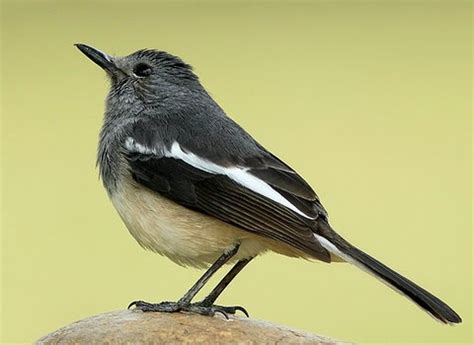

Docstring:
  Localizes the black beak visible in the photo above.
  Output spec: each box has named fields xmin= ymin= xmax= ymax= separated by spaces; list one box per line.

xmin=75 ymin=43 xmax=123 ymax=76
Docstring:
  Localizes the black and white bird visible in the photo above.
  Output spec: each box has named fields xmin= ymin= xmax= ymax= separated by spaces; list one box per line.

xmin=75 ymin=43 xmax=461 ymax=324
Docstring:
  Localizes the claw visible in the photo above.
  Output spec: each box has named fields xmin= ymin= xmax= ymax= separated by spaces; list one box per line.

xmin=128 ymin=300 xmax=140 ymax=309
xmin=126 ymin=299 xmax=249 ymax=318
xmin=234 ymin=306 xmax=249 ymax=317
xmin=214 ymin=309 xmax=230 ymax=320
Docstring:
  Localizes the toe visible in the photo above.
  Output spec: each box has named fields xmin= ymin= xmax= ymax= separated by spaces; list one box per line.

xmin=128 ymin=300 xmax=148 ymax=310
xmin=213 ymin=308 xmax=230 ymax=320
xmin=128 ymin=300 xmax=182 ymax=313
xmin=232 ymin=306 xmax=249 ymax=317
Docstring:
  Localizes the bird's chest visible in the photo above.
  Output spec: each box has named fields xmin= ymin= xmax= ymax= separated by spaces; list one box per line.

xmin=109 ymin=176 xmax=264 ymax=268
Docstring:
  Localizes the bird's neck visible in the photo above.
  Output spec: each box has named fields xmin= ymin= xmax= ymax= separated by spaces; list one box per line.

xmin=97 ymin=109 xmax=141 ymax=196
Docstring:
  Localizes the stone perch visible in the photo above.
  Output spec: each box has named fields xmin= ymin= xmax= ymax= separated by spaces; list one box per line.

xmin=37 ymin=310 xmax=350 ymax=344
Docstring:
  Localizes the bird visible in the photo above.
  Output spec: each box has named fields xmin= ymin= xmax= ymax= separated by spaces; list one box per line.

xmin=75 ymin=43 xmax=461 ymax=324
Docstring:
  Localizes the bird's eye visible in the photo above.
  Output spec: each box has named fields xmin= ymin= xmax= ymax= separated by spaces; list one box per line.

xmin=133 ymin=63 xmax=152 ymax=77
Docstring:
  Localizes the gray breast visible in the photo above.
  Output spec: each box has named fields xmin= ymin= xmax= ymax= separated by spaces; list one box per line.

xmin=97 ymin=119 xmax=130 ymax=195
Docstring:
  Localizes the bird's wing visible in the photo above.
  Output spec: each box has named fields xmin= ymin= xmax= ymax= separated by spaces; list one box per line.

xmin=123 ymin=120 xmax=331 ymax=262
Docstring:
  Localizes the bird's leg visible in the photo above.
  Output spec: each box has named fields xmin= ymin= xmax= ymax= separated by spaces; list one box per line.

xmin=188 ymin=257 xmax=253 ymax=318
xmin=128 ymin=243 xmax=240 ymax=314
xmin=200 ymin=258 xmax=252 ymax=306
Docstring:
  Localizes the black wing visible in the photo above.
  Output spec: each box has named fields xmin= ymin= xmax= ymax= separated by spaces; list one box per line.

xmin=123 ymin=121 xmax=331 ymax=262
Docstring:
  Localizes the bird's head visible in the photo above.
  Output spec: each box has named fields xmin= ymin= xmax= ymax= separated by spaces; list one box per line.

xmin=75 ymin=44 xmax=203 ymax=110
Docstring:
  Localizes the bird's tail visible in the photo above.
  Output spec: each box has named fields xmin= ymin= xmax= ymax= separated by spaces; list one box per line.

xmin=315 ymin=221 xmax=462 ymax=324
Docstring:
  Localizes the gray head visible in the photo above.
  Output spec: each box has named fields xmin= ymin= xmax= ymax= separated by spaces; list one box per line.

xmin=75 ymin=44 xmax=208 ymax=114
xmin=75 ymin=44 xmax=220 ymax=192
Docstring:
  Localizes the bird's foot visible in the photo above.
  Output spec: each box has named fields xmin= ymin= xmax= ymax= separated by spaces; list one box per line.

xmin=128 ymin=300 xmax=249 ymax=319
xmin=185 ymin=302 xmax=249 ymax=319
xmin=128 ymin=300 xmax=181 ymax=313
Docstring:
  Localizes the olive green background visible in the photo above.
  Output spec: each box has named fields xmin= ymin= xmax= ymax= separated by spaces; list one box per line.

xmin=1 ymin=1 xmax=472 ymax=344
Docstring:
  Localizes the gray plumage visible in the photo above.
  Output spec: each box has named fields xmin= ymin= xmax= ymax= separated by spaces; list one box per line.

xmin=76 ymin=44 xmax=461 ymax=325
xmin=99 ymin=50 xmax=274 ymax=191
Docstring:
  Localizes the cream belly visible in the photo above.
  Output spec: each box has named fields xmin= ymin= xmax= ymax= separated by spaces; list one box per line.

xmin=110 ymin=176 xmax=304 ymax=268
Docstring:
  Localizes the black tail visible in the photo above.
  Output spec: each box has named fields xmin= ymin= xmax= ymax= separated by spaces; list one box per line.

xmin=316 ymin=222 xmax=462 ymax=324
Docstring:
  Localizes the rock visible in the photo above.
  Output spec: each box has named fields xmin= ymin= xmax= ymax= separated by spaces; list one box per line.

xmin=36 ymin=310 xmax=350 ymax=344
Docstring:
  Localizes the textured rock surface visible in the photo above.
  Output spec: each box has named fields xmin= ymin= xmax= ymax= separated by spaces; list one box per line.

xmin=37 ymin=310 xmax=350 ymax=344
